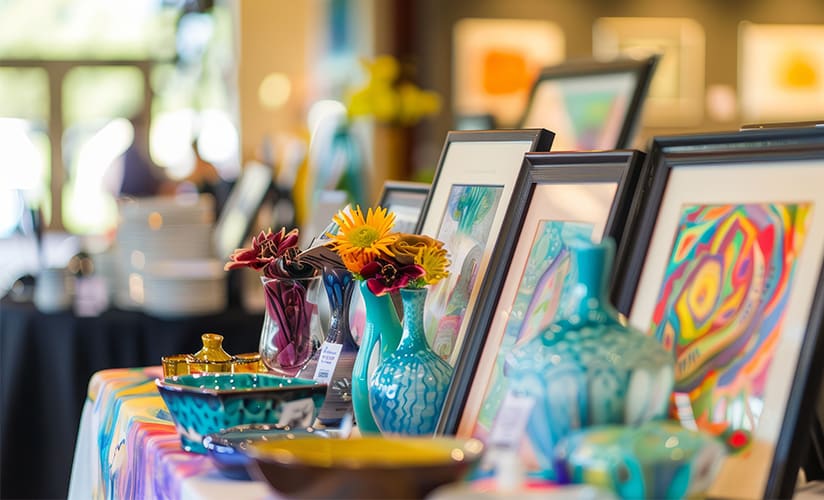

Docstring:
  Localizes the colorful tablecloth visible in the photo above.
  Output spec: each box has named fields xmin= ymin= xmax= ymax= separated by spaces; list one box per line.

xmin=67 ymin=367 xmax=272 ymax=500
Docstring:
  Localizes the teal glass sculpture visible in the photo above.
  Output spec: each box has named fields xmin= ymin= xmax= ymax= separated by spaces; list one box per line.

xmin=351 ymin=281 xmax=402 ymax=434
xmin=369 ymin=287 xmax=453 ymax=435
xmin=554 ymin=421 xmax=727 ymax=499
xmin=505 ymin=239 xmax=675 ymax=478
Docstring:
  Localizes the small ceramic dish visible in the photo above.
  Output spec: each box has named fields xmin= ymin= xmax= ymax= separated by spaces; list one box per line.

xmin=246 ymin=436 xmax=484 ymax=499
xmin=202 ymin=423 xmax=329 ymax=480
xmin=155 ymin=373 xmax=327 ymax=453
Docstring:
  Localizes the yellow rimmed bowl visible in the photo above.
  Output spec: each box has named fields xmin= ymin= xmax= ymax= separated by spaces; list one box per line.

xmin=245 ymin=436 xmax=484 ymax=499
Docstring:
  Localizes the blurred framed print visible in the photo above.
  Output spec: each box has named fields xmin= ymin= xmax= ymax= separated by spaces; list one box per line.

xmin=416 ymin=129 xmax=555 ymax=367
xmin=212 ymin=161 xmax=273 ymax=259
xmin=437 ymin=151 xmax=646 ymax=470
xmin=377 ymin=180 xmax=429 ymax=233
xmin=616 ymin=127 xmax=824 ymax=499
xmin=453 ymin=18 xmax=565 ymax=127
xmin=593 ymin=17 xmax=705 ymax=127
xmin=519 ymin=56 xmax=658 ymax=151
xmin=739 ymin=22 xmax=824 ymax=123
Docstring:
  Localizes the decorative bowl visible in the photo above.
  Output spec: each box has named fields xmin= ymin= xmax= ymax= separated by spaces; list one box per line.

xmin=155 ymin=373 xmax=327 ymax=453
xmin=202 ymin=423 xmax=329 ymax=480
xmin=246 ymin=436 xmax=484 ymax=499
xmin=554 ymin=421 xmax=726 ymax=499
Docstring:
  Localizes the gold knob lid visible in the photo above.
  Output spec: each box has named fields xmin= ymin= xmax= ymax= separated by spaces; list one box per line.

xmin=193 ymin=333 xmax=233 ymax=362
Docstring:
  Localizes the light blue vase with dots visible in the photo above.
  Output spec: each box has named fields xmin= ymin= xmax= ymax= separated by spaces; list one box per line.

xmin=368 ymin=287 xmax=453 ymax=435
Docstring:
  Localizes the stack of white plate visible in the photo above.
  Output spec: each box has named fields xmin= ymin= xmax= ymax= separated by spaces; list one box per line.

xmin=142 ymin=259 xmax=227 ymax=318
xmin=112 ymin=195 xmax=222 ymax=314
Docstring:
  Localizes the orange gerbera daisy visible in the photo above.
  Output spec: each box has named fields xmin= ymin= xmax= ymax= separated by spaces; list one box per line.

xmin=327 ymin=205 xmax=398 ymax=274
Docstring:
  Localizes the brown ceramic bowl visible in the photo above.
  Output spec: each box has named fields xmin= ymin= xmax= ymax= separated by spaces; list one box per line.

xmin=246 ymin=435 xmax=484 ymax=499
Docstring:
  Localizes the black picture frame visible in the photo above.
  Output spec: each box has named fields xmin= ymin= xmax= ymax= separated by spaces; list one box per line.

xmin=613 ymin=127 xmax=824 ymax=499
xmin=518 ymin=56 xmax=658 ymax=150
xmin=377 ymin=180 xmax=430 ymax=234
xmin=414 ymin=129 xmax=554 ymax=367
xmin=436 ymin=150 xmax=646 ymax=442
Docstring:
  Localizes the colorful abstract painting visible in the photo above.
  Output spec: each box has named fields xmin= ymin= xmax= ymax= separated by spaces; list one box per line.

xmin=426 ymin=185 xmax=504 ymax=360
xmin=474 ymin=221 xmax=593 ymax=441
xmin=649 ymin=203 xmax=811 ymax=450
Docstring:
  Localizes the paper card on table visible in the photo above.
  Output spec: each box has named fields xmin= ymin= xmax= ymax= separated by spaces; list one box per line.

xmin=313 ymin=342 xmax=343 ymax=383
xmin=488 ymin=391 xmax=536 ymax=449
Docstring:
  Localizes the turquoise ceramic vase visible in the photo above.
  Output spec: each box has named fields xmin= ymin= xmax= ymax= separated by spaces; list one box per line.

xmin=505 ymin=239 xmax=675 ymax=478
xmin=351 ymin=281 xmax=402 ymax=434
xmin=369 ymin=287 xmax=453 ymax=435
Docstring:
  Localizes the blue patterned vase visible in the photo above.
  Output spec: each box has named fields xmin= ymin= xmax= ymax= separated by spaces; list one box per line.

xmin=351 ymin=281 xmax=402 ymax=434
xmin=505 ymin=239 xmax=675 ymax=479
xmin=298 ymin=267 xmax=358 ymax=426
xmin=369 ymin=287 xmax=453 ymax=435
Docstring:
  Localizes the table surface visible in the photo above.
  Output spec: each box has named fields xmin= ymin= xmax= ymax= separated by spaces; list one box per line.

xmin=67 ymin=367 xmax=275 ymax=500
xmin=0 ymin=299 xmax=262 ymax=499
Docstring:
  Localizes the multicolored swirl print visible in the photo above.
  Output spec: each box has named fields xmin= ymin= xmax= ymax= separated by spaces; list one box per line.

xmin=650 ymin=203 xmax=811 ymax=449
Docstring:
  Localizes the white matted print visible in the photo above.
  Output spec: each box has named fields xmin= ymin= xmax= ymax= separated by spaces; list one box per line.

xmin=417 ymin=130 xmax=554 ymax=367
xmin=739 ymin=22 xmax=824 ymax=123
xmin=593 ymin=17 xmax=705 ymax=126
xmin=627 ymin=161 xmax=824 ymax=499
xmin=453 ymin=18 xmax=565 ymax=128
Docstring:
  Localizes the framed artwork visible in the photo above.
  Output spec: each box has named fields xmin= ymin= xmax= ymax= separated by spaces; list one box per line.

xmin=436 ymin=151 xmax=646 ymax=471
xmin=519 ymin=56 xmax=658 ymax=151
xmin=615 ymin=127 xmax=824 ymax=499
xmin=212 ymin=161 xmax=273 ymax=259
xmin=453 ymin=18 xmax=565 ymax=128
xmin=377 ymin=180 xmax=429 ymax=233
xmin=593 ymin=17 xmax=705 ymax=127
xmin=416 ymin=129 xmax=555 ymax=367
xmin=739 ymin=22 xmax=824 ymax=123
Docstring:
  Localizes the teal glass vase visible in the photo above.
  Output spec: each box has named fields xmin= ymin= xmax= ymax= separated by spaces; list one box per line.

xmin=351 ymin=281 xmax=402 ymax=434
xmin=505 ymin=239 xmax=675 ymax=479
xmin=369 ymin=287 xmax=453 ymax=435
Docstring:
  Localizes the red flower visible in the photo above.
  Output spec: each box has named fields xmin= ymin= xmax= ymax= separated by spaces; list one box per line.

xmin=224 ymin=228 xmax=301 ymax=277
xmin=360 ymin=258 xmax=425 ymax=296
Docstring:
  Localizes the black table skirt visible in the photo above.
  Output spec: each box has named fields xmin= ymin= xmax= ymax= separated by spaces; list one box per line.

xmin=0 ymin=299 xmax=262 ymax=499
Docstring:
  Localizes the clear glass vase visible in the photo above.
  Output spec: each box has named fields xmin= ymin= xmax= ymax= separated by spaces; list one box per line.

xmin=258 ymin=275 xmax=323 ymax=377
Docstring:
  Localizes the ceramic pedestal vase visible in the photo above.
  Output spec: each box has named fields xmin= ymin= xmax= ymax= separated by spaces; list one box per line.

xmin=505 ymin=240 xmax=675 ymax=479
xmin=258 ymin=275 xmax=323 ymax=377
xmin=298 ymin=267 xmax=358 ymax=426
xmin=369 ymin=287 xmax=453 ymax=435
xmin=351 ymin=281 xmax=403 ymax=434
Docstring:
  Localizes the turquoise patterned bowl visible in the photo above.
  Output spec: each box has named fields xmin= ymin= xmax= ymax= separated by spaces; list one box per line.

xmin=554 ymin=421 xmax=726 ymax=499
xmin=156 ymin=373 xmax=327 ymax=453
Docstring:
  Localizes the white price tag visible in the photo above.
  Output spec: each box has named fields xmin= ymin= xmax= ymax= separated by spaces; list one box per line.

xmin=278 ymin=398 xmax=316 ymax=427
xmin=312 ymin=342 xmax=343 ymax=383
xmin=488 ymin=391 xmax=536 ymax=449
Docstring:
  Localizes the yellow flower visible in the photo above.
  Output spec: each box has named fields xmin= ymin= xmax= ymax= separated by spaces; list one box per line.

xmin=415 ymin=244 xmax=450 ymax=286
xmin=327 ymin=205 xmax=398 ymax=274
